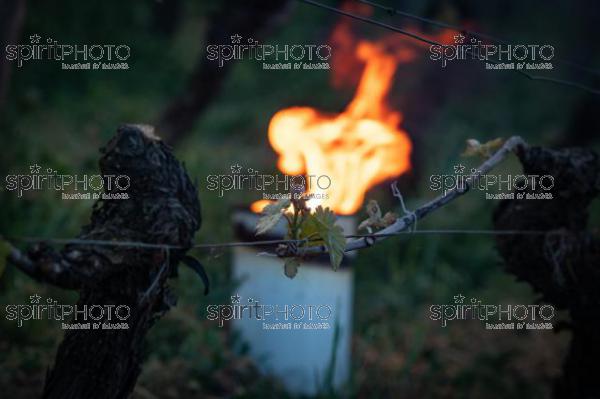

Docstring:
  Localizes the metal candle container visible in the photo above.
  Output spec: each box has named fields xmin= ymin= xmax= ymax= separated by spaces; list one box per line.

xmin=231 ymin=208 xmax=355 ymax=395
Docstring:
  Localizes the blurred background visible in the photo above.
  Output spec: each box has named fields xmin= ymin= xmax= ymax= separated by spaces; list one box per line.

xmin=0 ymin=0 xmax=599 ymax=398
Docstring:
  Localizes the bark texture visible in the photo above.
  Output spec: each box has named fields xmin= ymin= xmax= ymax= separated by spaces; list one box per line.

xmin=0 ymin=0 xmax=26 ymax=112
xmin=12 ymin=125 xmax=201 ymax=399
xmin=493 ymin=146 xmax=600 ymax=399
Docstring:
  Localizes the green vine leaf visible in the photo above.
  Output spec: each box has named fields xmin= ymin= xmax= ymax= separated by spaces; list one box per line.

xmin=284 ymin=258 xmax=300 ymax=279
xmin=308 ymin=206 xmax=345 ymax=271
xmin=357 ymin=200 xmax=398 ymax=232
xmin=255 ymin=199 xmax=291 ymax=235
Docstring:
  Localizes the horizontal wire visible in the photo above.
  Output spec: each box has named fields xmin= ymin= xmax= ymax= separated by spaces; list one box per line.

xmin=1 ymin=235 xmax=311 ymax=251
xmin=297 ymin=0 xmax=600 ymax=95
xmin=358 ymin=0 xmax=600 ymax=77
xmin=346 ymin=229 xmax=572 ymax=238
xmin=2 ymin=229 xmax=592 ymax=253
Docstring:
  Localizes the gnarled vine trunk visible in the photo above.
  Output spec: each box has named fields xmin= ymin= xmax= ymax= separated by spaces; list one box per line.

xmin=493 ymin=146 xmax=600 ymax=399
xmin=11 ymin=124 xmax=201 ymax=399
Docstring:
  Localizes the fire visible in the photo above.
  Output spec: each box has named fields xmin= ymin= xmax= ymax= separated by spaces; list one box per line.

xmin=250 ymin=199 xmax=272 ymax=213
xmin=252 ymin=5 xmax=452 ymax=215
xmin=267 ymin=41 xmax=411 ymax=215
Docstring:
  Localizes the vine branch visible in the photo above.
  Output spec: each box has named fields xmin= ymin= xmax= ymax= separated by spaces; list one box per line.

xmin=279 ymin=136 xmax=528 ymax=257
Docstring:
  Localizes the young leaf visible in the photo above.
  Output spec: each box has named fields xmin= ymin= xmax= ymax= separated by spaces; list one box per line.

xmin=358 ymin=200 xmax=397 ymax=231
xmin=381 ymin=211 xmax=398 ymax=227
xmin=358 ymin=199 xmax=382 ymax=231
xmin=255 ymin=199 xmax=291 ymax=235
xmin=311 ymin=206 xmax=346 ymax=271
xmin=462 ymin=138 xmax=504 ymax=158
xmin=284 ymin=258 xmax=300 ymax=279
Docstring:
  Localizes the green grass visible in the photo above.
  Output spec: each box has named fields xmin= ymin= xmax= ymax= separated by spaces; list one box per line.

xmin=1 ymin=1 xmax=597 ymax=398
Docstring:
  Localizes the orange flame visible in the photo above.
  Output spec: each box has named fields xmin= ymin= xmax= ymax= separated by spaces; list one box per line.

xmin=267 ymin=41 xmax=411 ymax=215
xmin=250 ymin=199 xmax=273 ymax=213
xmin=252 ymin=7 xmax=452 ymax=215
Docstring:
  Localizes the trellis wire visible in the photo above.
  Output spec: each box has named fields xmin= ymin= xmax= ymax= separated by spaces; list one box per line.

xmin=2 ymin=229 xmax=593 ymax=253
xmin=357 ymin=0 xmax=600 ymax=77
xmin=297 ymin=0 xmax=600 ymax=95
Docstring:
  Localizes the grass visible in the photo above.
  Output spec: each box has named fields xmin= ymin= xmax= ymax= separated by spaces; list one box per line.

xmin=1 ymin=1 xmax=598 ymax=398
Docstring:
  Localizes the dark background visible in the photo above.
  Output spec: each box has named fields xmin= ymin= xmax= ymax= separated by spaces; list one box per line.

xmin=0 ymin=0 xmax=599 ymax=398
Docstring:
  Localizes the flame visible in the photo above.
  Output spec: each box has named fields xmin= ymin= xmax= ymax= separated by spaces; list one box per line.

xmin=250 ymin=199 xmax=272 ymax=213
xmin=252 ymin=6 xmax=452 ymax=215
xmin=267 ymin=42 xmax=411 ymax=215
